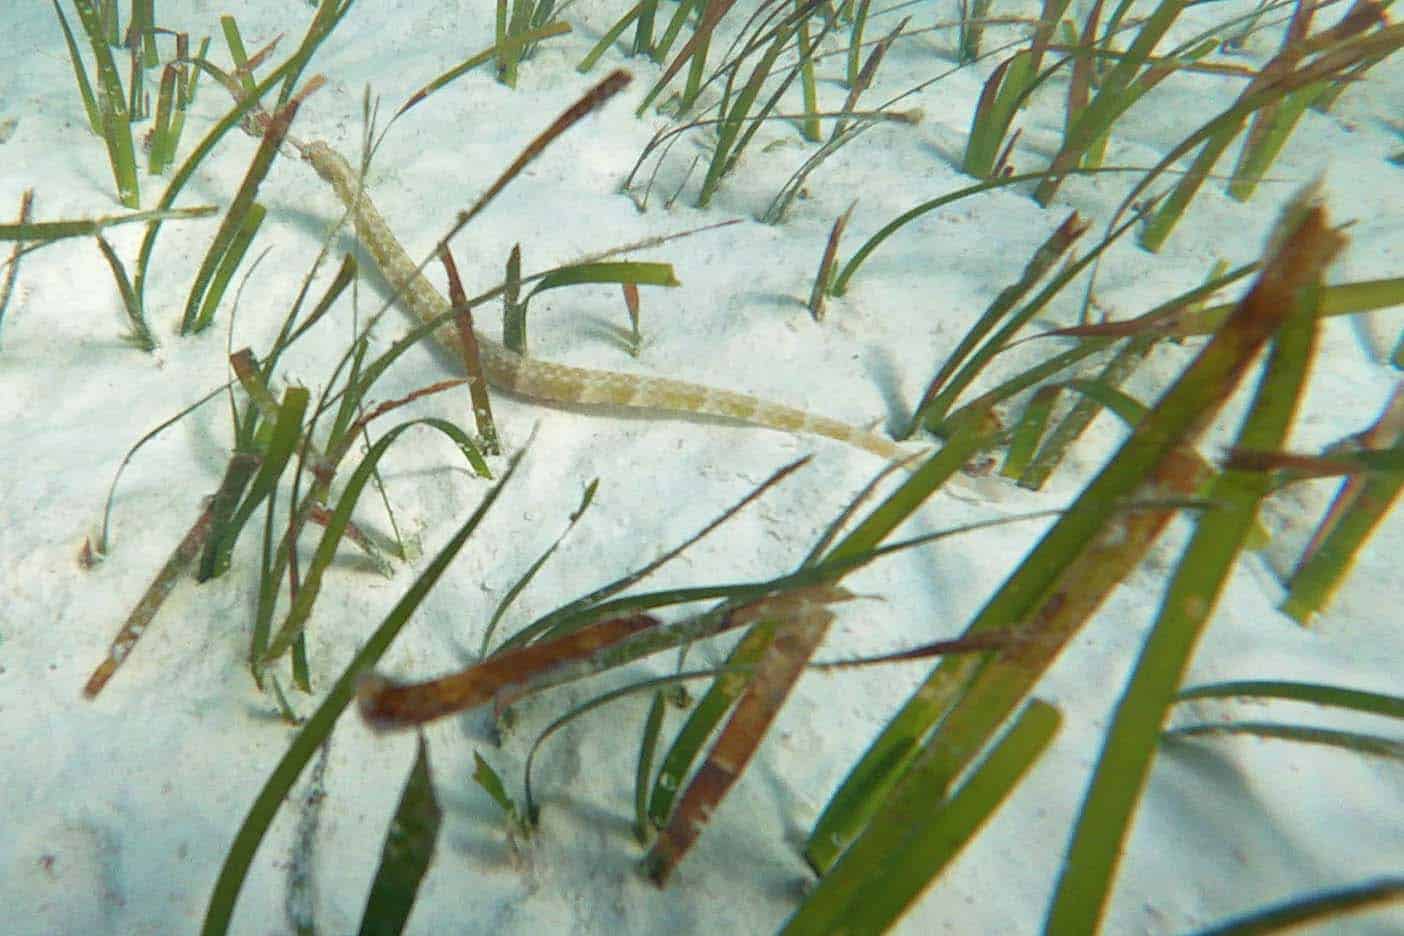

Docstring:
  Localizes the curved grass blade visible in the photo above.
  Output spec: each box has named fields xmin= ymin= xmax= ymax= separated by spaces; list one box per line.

xmin=828 ymin=165 xmax=1149 ymax=298
xmin=95 ymin=382 xmax=230 ymax=556
xmin=200 ymin=449 xmax=522 ymax=936
xmin=480 ymin=479 xmax=599 ymax=657
xmin=1188 ymin=877 xmax=1404 ymax=936
xmin=498 ymin=457 xmax=809 ymax=652
xmin=357 ymin=734 xmax=442 ymax=936
xmin=400 ymin=20 xmax=571 ymax=117
xmin=633 ymin=689 xmax=668 ymax=844
xmin=1176 ymin=679 xmax=1404 ymax=717
xmin=510 ymin=262 xmax=679 ymax=352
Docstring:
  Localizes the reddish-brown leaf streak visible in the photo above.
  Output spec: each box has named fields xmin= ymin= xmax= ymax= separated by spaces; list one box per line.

xmin=357 ymin=613 xmax=659 ymax=729
xmin=645 ymin=606 xmax=832 ymax=886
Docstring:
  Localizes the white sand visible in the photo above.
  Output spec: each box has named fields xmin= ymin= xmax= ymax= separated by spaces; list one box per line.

xmin=1 ymin=2 xmax=1400 ymax=933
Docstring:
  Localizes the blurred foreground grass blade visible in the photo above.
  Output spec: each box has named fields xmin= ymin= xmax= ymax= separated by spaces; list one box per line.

xmin=357 ymin=735 xmax=442 ymax=936
xmin=804 ymin=191 xmax=1343 ymax=878
xmin=201 ymin=450 xmax=522 ymax=936
xmin=1189 ymin=877 xmax=1404 ymax=936
xmin=1044 ymin=190 xmax=1343 ymax=935
xmin=1281 ymin=383 xmax=1404 ymax=623
xmin=1049 ymin=274 xmax=1402 ymax=341
xmin=781 ymin=700 xmax=1059 ymax=935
